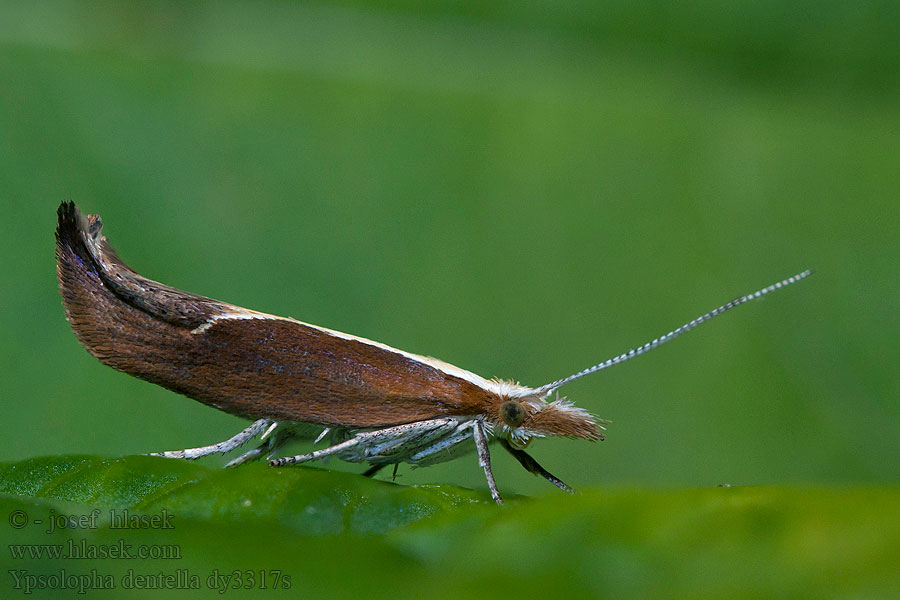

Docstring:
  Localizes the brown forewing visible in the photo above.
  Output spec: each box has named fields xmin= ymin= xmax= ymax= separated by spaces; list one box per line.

xmin=165 ymin=318 xmax=499 ymax=426
xmin=56 ymin=202 xmax=499 ymax=427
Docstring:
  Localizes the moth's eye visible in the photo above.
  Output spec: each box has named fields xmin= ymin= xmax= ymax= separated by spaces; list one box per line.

xmin=500 ymin=400 xmax=526 ymax=428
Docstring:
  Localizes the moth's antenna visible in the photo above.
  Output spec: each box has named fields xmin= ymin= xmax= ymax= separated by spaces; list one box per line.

xmin=532 ymin=270 xmax=813 ymax=397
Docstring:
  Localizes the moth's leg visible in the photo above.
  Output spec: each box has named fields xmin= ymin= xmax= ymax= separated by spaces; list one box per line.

xmin=269 ymin=435 xmax=361 ymax=467
xmin=499 ymin=439 xmax=574 ymax=493
xmin=224 ymin=444 xmax=266 ymax=468
xmin=148 ymin=419 xmax=273 ymax=460
xmin=361 ymin=464 xmax=387 ymax=478
xmin=270 ymin=419 xmax=455 ymax=468
xmin=473 ymin=420 xmax=503 ymax=505
xmin=362 ymin=463 xmax=401 ymax=479
xmin=313 ymin=428 xmax=332 ymax=444
xmin=225 ymin=422 xmax=294 ymax=468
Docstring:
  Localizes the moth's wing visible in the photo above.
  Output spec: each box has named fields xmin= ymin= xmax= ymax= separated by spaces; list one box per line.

xmin=56 ymin=202 xmax=499 ymax=428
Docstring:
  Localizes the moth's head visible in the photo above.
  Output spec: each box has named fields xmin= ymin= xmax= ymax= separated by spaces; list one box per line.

xmin=492 ymin=386 xmax=606 ymax=447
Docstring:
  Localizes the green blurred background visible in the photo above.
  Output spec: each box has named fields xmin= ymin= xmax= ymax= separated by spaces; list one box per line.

xmin=2 ymin=0 xmax=898 ymax=497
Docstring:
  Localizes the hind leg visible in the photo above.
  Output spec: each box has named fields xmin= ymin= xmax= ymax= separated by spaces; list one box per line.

xmin=147 ymin=419 xmax=273 ymax=460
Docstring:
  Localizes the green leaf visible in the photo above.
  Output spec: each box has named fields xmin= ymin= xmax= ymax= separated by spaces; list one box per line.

xmin=0 ymin=455 xmax=490 ymax=535
xmin=2 ymin=456 xmax=899 ymax=600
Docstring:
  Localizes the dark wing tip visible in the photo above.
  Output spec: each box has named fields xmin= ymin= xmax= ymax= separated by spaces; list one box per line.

xmin=56 ymin=200 xmax=105 ymax=251
xmin=55 ymin=201 xmax=231 ymax=329
xmin=56 ymin=200 xmax=82 ymax=254
xmin=57 ymin=200 xmax=75 ymax=220
xmin=56 ymin=200 xmax=78 ymax=237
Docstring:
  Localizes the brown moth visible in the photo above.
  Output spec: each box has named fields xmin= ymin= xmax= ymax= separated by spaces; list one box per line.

xmin=55 ymin=201 xmax=811 ymax=503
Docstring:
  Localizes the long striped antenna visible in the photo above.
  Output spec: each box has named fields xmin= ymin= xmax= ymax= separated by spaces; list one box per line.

xmin=532 ymin=270 xmax=813 ymax=397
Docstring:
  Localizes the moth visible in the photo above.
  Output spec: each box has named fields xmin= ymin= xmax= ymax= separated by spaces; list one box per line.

xmin=55 ymin=201 xmax=811 ymax=503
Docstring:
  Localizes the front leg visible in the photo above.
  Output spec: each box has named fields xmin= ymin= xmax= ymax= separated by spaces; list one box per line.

xmin=473 ymin=420 xmax=503 ymax=505
xmin=147 ymin=419 xmax=273 ymax=460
